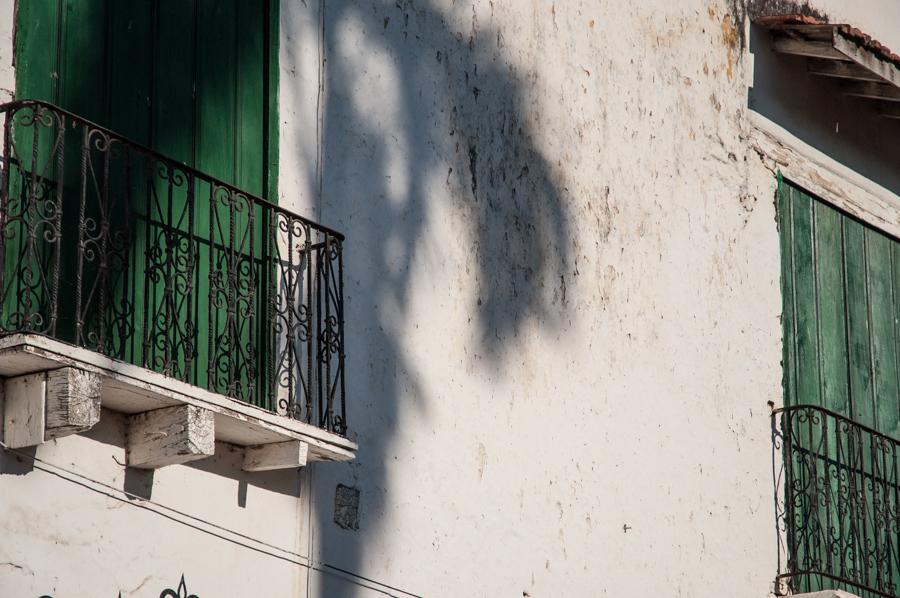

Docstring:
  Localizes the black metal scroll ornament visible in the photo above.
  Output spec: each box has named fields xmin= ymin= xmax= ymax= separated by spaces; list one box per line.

xmin=159 ymin=575 xmax=198 ymax=598
xmin=39 ymin=574 xmax=199 ymax=598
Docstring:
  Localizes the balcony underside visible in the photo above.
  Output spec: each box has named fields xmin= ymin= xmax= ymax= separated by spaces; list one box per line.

xmin=0 ymin=333 xmax=356 ymax=465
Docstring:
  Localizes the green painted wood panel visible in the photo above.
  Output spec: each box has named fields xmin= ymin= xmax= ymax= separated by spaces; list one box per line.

xmin=16 ymin=0 xmax=277 ymax=191
xmin=779 ymin=179 xmax=900 ymax=430
xmin=14 ymin=0 xmax=279 ymax=407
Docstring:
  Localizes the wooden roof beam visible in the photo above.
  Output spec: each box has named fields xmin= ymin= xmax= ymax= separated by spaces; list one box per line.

xmin=842 ymin=81 xmax=900 ymax=101
xmin=833 ymin=33 xmax=900 ymax=89
xmin=807 ymin=58 xmax=885 ymax=82
xmin=773 ymin=24 xmax=838 ymax=42
xmin=772 ymin=35 xmax=851 ymax=61
xmin=876 ymin=102 xmax=900 ymax=120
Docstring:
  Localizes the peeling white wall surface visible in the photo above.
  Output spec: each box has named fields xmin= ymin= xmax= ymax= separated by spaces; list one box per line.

xmin=3 ymin=0 xmax=900 ymax=597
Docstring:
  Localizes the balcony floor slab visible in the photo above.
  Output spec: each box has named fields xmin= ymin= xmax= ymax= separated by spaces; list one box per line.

xmin=0 ymin=333 xmax=356 ymax=462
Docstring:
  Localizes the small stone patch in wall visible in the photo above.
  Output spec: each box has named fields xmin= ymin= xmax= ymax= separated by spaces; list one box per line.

xmin=334 ymin=484 xmax=360 ymax=531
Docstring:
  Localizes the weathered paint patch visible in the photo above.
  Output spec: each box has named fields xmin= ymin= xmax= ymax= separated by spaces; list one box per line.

xmin=721 ymin=14 xmax=740 ymax=80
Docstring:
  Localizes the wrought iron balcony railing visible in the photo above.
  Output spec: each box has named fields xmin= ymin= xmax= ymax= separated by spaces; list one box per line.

xmin=773 ymin=404 xmax=900 ymax=597
xmin=0 ymin=100 xmax=346 ymax=435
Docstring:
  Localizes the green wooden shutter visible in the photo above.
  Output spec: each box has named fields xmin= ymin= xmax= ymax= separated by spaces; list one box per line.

xmin=779 ymin=179 xmax=900 ymax=435
xmin=13 ymin=0 xmax=279 ymax=405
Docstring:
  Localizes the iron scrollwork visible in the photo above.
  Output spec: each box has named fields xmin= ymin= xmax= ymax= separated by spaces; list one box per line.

xmin=0 ymin=99 xmax=348 ymax=436
xmin=773 ymin=404 xmax=900 ymax=597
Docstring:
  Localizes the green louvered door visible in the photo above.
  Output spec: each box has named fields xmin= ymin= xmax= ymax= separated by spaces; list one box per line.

xmin=13 ymin=0 xmax=278 ymax=404
xmin=778 ymin=178 xmax=900 ymax=596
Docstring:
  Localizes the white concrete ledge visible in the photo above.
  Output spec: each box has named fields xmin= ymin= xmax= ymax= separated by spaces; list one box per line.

xmin=0 ymin=334 xmax=357 ymax=463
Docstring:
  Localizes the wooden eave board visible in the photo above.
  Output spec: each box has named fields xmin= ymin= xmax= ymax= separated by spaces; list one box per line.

xmin=0 ymin=334 xmax=357 ymax=461
xmin=766 ymin=24 xmax=900 ymax=117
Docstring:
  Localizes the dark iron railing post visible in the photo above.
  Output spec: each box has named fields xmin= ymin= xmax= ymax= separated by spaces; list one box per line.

xmin=206 ymin=183 xmax=216 ymax=393
xmin=782 ymin=408 xmax=796 ymax=594
xmin=184 ymin=172 xmax=197 ymax=379
xmin=0 ymin=110 xmax=9 ymax=322
xmin=74 ymin=119 xmax=89 ymax=345
xmin=315 ymin=237 xmax=323 ymax=428
xmin=265 ymin=209 xmax=276 ymax=413
xmin=227 ymin=188 xmax=237 ymax=398
xmin=141 ymin=156 xmax=152 ymax=368
xmin=96 ymin=130 xmax=112 ymax=353
xmin=0 ymin=110 xmax=10 ymax=319
xmin=337 ymin=238 xmax=346 ymax=434
xmin=322 ymin=234 xmax=332 ymax=431
xmin=48 ymin=113 xmax=64 ymax=338
xmin=304 ymin=223 xmax=312 ymax=424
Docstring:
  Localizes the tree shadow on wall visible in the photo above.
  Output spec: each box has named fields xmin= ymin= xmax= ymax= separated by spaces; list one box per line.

xmin=296 ymin=2 xmax=574 ymax=595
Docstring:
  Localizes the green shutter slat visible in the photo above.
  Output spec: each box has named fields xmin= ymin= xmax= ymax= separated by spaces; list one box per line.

xmin=893 ymin=242 xmax=900 ymax=426
xmin=14 ymin=0 xmax=60 ymax=102
xmin=154 ymin=1 xmax=197 ymax=165
xmin=197 ymin=0 xmax=236 ymax=184
xmin=777 ymin=177 xmax=798 ymax=408
xmin=843 ymin=217 xmax=875 ymax=427
xmin=866 ymin=230 xmax=900 ymax=437
xmin=107 ymin=0 xmax=153 ymax=144
xmin=813 ymin=198 xmax=850 ymax=416
xmin=58 ymin=0 xmax=107 ymax=122
xmin=265 ymin=0 xmax=279 ymax=204
xmin=789 ymin=185 xmax=822 ymax=409
xmin=237 ymin=0 xmax=264 ymax=197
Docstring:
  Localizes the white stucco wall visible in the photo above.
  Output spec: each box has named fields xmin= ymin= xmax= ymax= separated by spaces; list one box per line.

xmin=280 ymin=1 xmax=790 ymax=596
xmin=0 ymin=0 xmax=13 ymax=101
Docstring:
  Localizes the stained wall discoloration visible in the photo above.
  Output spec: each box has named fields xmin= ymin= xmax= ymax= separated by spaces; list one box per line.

xmin=746 ymin=0 xmax=828 ymax=21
